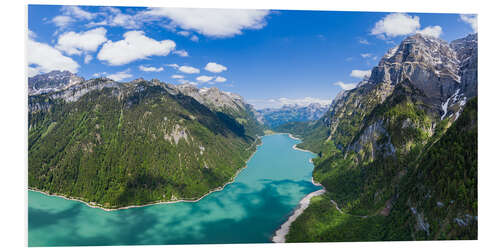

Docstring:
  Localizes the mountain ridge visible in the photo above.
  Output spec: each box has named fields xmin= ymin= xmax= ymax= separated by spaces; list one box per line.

xmin=282 ymin=33 xmax=478 ymax=241
xmin=28 ymin=76 xmax=264 ymax=208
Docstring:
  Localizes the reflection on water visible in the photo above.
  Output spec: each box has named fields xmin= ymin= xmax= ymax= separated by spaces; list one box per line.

xmin=28 ymin=134 xmax=320 ymax=246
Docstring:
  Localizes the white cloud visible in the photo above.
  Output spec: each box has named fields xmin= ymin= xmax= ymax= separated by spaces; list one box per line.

xmin=372 ymin=13 xmax=444 ymax=39
xmin=28 ymin=29 xmax=37 ymax=39
xmin=350 ymin=70 xmax=371 ymax=79
xmin=171 ymin=74 xmax=184 ymax=79
xmin=214 ymin=76 xmax=227 ymax=83
xmin=359 ymin=38 xmax=370 ymax=45
xmin=139 ymin=65 xmax=164 ymax=72
xmin=417 ymin=25 xmax=442 ymax=38
xmin=107 ymin=69 xmax=132 ymax=81
xmin=334 ymin=81 xmax=357 ymax=90
xmin=27 ymin=38 xmax=79 ymax=77
xmin=361 ymin=53 xmax=372 ymax=58
xmin=196 ymin=75 xmax=214 ymax=83
xmin=56 ymin=27 xmax=108 ymax=55
xmin=61 ymin=6 xmax=95 ymax=20
xmin=109 ymin=13 xmax=141 ymax=29
xmin=172 ymin=49 xmax=189 ymax=57
xmin=84 ymin=54 xmax=93 ymax=64
xmin=52 ymin=6 xmax=96 ymax=29
xmin=178 ymin=79 xmax=198 ymax=85
xmin=460 ymin=14 xmax=478 ymax=33
xmin=143 ymin=8 xmax=270 ymax=37
xmin=371 ymin=13 xmax=421 ymax=38
xmin=178 ymin=65 xmax=200 ymax=74
xmin=97 ymin=30 xmax=176 ymax=65
xmin=190 ymin=35 xmax=199 ymax=42
xmin=92 ymin=72 xmax=106 ymax=78
xmin=177 ymin=31 xmax=190 ymax=37
xmin=166 ymin=63 xmax=179 ymax=69
xmin=204 ymin=62 xmax=227 ymax=73
xmin=52 ymin=15 xmax=74 ymax=28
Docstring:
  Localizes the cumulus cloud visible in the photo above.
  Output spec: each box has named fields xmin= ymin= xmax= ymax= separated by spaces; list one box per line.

xmin=190 ymin=35 xmax=199 ymax=42
xmin=107 ymin=69 xmax=132 ymax=81
xmin=178 ymin=79 xmax=198 ymax=85
xmin=214 ymin=76 xmax=227 ymax=83
xmin=371 ymin=13 xmax=421 ymax=38
xmin=92 ymin=72 xmax=107 ymax=78
xmin=196 ymin=75 xmax=214 ymax=83
xmin=97 ymin=30 xmax=176 ymax=65
xmin=61 ymin=6 xmax=95 ymax=20
xmin=178 ymin=65 xmax=200 ymax=74
xmin=84 ymin=54 xmax=93 ymax=64
xmin=460 ymin=14 xmax=478 ymax=33
xmin=109 ymin=13 xmax=142 ymax=29
xmin=171 ymin=74 xmax=184 ymax=79
xmin=334 ymin=81 xmax=357 ymax=90
xmin=56 ymin=27 xmax=108 ymax=55
xmin=27 ymin=37 xmax=79 ymax=77
xmin=139 ymin=65 xmax=164 ymax=72
xmin=52 ymin=15 xmax=74 ymax=28
xmin=172 ymin=49 xmax=189 ymax=57
xmin=143 ymin=8 xmax=271 ymax=37
xmin=166 ymin=63 xmax=179 ymax=69
xmin=361 ymin=53 xmax=372 ymax=58
xmin=350 ymin=70 xmax=371 ymax=79
xmin=416 ymin=25 xmax=443 ymax=38
xmin=52 ymin=6 xmax=96 ymax=29
xmin=371 ymin=13 xmax=444 ymax=39
xmin=204 ymin=62 xmax=227 ymax=73
xmin=177 ymin=31 xmax=190 ymax=37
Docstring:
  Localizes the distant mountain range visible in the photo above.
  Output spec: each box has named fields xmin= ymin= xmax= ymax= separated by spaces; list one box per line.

xmin=256 ymin=103 xmax=330 ymax=128
xmin=281 ymin=33 xmax=478 ymax=241
xmin=28 ymin=72 xmax=264 ymax=208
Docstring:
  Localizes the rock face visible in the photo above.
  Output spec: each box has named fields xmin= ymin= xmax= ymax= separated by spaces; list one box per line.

xmin=284 ymin=33 xmax=478 ymax=241
xmin=369 ymin=34 xmax=461 ymax=110
xmin=172 ymin=83 xmax=265 ymax=138
xmin=257 ymin=103 xmax=330 ymax=128
xmin=28 ymin=70 xmax=84 ymax=95
xmin=451 ymin=33 xmax=478 ymax=98
xmin=175 ymin=84 xmax=247 ymax=114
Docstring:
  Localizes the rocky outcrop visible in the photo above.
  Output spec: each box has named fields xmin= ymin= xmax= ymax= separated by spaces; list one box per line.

xmin=28 ymin=70 xmax=84 ymax=95
xmin=451 ymin=33 xmax=478 ymax=98
xmin=369 ymin=34 xmax=461 ymax=111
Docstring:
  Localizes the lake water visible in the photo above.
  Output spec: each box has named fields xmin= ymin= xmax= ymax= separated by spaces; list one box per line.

xmin=28 ymin=133 xmax=321 ymax=246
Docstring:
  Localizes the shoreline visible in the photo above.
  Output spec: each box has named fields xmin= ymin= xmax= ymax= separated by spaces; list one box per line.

xmin=272 ymin=176 xmax=325 ymax=243
xmin=29 ymin=137 xmax=264 ymax=212
xmin=272 ymin=133 xmax=324 ymax=243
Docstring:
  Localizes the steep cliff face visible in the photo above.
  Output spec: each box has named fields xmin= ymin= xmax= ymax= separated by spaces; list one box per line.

xmin=28 ymin=78 xmax=260 ymax=208
xmin=451 ymin=34 xmax=478 ymax=98
xmin=286 ymin=33 xmax=478 ymax=241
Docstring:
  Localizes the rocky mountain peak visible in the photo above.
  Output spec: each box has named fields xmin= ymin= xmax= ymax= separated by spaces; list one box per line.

xmin=175 ymin=84 xmax=247 ymax=112
xmin=28 ymin=70 xmax=84 ymax=95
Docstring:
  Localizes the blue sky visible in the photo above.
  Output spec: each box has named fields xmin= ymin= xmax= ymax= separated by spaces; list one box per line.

xmin=27 ymin=5 xmax=477 ymax=109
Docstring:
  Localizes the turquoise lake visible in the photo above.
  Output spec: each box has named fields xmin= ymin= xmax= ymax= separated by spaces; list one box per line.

xmin=28 ymin=133 xmax=321 ymax=246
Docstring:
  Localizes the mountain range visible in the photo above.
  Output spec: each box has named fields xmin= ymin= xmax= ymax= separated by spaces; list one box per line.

xmin=256 ymin=103 xmax=330 ymax=128
xmin=27 ymin=32 xmax=478 ymax=241
xmin=28 ymin=73 xmax=264 ymax=208
xmin=281 ymin=33 xmax=478 ymax=241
